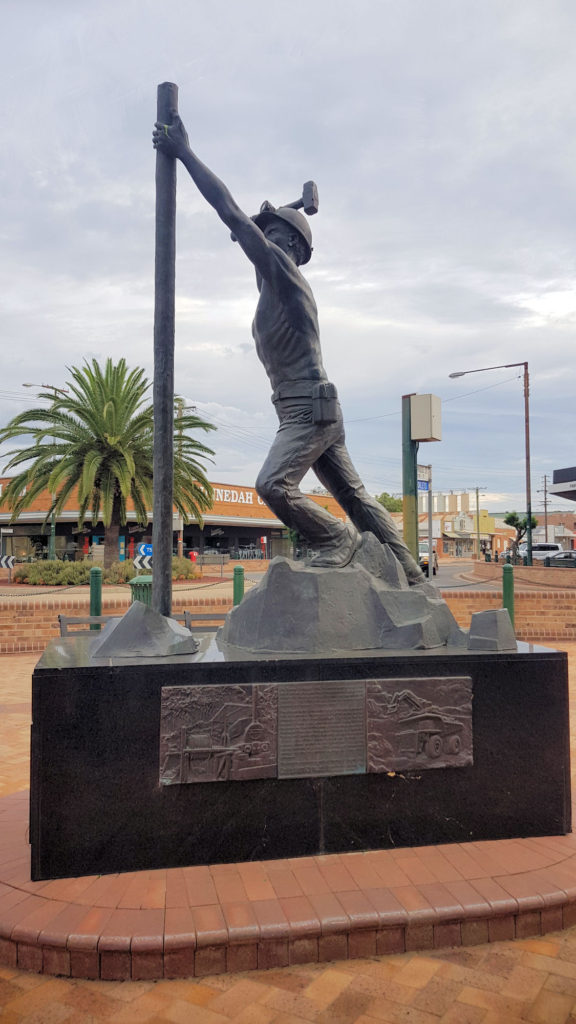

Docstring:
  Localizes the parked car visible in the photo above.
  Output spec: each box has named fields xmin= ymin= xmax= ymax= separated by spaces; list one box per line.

xmin=549 ymin=550 xmax=576 ymax=563
xmin=418 ymin=543 xmax=438 ymax=575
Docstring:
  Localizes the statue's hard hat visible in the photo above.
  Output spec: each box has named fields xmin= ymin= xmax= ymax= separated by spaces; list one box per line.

xmin=253 ymin=206 xmax=313 ymax=264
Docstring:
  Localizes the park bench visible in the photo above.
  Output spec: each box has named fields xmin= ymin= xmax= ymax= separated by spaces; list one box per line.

xmin=58 ymin=610 xmax=227 ymax=636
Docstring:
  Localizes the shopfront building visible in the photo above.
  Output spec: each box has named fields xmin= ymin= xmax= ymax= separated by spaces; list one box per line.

xmin=0 ymin=478 xmax=346 ymax=562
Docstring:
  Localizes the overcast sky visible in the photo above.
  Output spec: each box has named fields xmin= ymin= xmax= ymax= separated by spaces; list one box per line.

xmin=2 ymin=0 xmax=576 ymax=517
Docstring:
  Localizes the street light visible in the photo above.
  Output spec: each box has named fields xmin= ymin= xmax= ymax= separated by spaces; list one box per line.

xmin=448 ymin=362 xmax=532 ymax=564
xmin=22 ymin=383 xmax=69 ymax=560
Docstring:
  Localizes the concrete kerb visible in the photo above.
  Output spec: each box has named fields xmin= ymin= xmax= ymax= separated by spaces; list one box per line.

xmin=1 ymin=646 xmax=576 ymax=981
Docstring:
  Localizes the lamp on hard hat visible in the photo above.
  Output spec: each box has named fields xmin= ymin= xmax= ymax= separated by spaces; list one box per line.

xmin=253 ymin=205 xmax=313 ymax=264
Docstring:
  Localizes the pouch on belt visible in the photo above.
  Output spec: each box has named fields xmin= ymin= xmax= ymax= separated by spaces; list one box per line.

xmin=312 ymin=381 xmax=338 ymax=424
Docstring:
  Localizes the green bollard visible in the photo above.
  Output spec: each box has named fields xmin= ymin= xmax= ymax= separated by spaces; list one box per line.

xmin=233 ymin=565 xmax=245 ymax=606
xmin=502 ymin=563 xmax=514 ymax=630
xmin=89 ymin=566 xmax=102 ymax=631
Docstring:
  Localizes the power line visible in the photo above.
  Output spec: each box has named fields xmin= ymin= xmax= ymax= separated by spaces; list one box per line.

xmin=344 ymin=373 xmax=522 ymax=425
xmin=442 ymin=374 xmax=522 ymax=405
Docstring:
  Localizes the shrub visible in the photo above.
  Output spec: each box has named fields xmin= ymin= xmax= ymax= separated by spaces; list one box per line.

xmin=12 ymin=560 xmax=91 ymax=586
xmin=172 ymin=556 xmax=201 ymax=580
xmin=103 ymin=561 xmax=137 ymax=584
xmin=12 ymin=556 xmax=201 ymax=585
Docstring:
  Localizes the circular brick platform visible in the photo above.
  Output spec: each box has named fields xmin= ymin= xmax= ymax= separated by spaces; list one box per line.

xmin=1 ymin=789 xmax=576 ymax=981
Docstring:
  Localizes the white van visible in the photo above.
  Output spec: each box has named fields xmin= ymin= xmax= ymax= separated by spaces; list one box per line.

xmin=530 ymin=543 xmax=563 ymax=561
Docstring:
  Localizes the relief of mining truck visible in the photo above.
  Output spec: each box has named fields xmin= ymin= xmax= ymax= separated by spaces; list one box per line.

xmin=391 ymin=691 xmax=464 ymax=760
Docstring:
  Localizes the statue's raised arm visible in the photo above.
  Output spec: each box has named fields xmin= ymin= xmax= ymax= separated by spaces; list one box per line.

xmin=153 ymin=115 xmax=277 ymax=281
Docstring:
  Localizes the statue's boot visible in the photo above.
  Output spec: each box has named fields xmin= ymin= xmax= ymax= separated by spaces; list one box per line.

xmin=406 ymin=569 xmax=428 ymax=586
xmin=306 ymin=526 xmax=362 ymax=568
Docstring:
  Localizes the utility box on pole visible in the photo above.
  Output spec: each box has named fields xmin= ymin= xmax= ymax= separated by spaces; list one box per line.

xmin=410 ymin=394 xmax=442 ymax=442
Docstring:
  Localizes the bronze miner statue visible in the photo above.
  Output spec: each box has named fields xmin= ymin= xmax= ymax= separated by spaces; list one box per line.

xmin=153 ymin=116 xmax=424 ymax=584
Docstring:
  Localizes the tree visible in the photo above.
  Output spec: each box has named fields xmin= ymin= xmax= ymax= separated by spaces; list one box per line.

xmin=0 ymin=358 xmax=215 ymax=568
xmin=376 ymin=491 xmax=403 ymax=513
xmin=503 ymin=511 xmax=538 ymax=556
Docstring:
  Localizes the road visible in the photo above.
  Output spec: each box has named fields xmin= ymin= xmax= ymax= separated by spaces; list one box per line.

xmin=426 ymin=558 xmax=496 ymax=589
xmin=245 ymin=558 xmax=499 ymax=591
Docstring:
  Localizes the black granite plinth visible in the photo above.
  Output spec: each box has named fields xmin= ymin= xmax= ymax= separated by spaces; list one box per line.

xmin=30 ymin=636 xmax=571 ymax=880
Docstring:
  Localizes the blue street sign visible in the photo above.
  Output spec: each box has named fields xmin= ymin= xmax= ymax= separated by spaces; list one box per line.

xmin=417 ymin=480 xmax=430 ymax=491
xmin=138 ymin=543 xmax=153 ymax=556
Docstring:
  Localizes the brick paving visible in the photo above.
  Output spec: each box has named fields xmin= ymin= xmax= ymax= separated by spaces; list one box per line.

xmin=1 ymin=646 xmax=576 ymax=1020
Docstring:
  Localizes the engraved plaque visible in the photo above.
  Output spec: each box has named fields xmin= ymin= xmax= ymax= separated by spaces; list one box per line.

xmin=278 ymin=680 xmax=366 ymax=779
xmin=160 ymin=684 xmax=277 ymax=785
xmin=367 ymin=676 xmax=473 ymax=773
xmin=160 ymin=675 xmax=472 ymax=786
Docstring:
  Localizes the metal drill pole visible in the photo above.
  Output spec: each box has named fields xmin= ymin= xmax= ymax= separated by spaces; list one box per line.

xmin=152 ymin=82 xmax=178 ymax=616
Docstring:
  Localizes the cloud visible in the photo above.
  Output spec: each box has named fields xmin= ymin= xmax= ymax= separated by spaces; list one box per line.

xmin=0 ymin=0 xmax=574 ymax=519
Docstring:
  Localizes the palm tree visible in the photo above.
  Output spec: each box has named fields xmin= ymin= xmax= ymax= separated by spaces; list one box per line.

xmin=0 ymin=358 xmax=215 ymax=568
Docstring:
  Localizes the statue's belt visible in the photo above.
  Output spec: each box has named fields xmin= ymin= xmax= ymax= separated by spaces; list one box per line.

xmin=272 ymin=380 xmax=340 ymax=425
xmin=271 ymin=380 xmax=338 ymax=403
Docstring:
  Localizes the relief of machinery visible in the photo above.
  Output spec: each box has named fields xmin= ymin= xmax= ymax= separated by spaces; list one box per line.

xmin=389 ymin=690 xmax=464 ymax=760
xmin=160 ymin=685 xmax=277 ymax=785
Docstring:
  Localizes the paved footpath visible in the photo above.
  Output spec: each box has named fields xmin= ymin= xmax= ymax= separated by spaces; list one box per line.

xmin=2 ymin=648 xmax=576 ymax=1022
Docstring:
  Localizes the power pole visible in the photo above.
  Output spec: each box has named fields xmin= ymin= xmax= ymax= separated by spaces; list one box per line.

xmin=538 ymin=475 xmax=549 ymax=542
xmin=475 ymin=487 xmax=481 ymax=560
